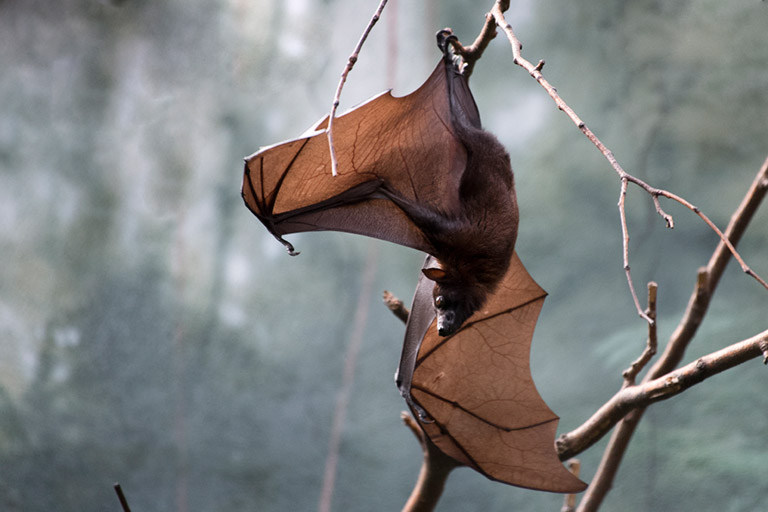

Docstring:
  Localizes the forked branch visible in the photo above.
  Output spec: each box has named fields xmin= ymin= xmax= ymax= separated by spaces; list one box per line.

xmin=570 ymin=154 xmax=768 ymax=511
xmin=622 ymin=282 xmax=658 ymax=386
xmin=487 ymin=0 xmax=768 ymax=323
xmin=557 ymin=328 xmax=768 ymax=462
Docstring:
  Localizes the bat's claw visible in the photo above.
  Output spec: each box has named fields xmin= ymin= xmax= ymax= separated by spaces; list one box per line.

xmin=276 ymin=235 xmax=299 ymax=256
xmin=401 ymin=390 xmax=434 ymax=423
xmin=415 ymin=408 xmax=434 ymax=424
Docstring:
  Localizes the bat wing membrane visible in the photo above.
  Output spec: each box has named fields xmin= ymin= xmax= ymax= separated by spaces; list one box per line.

xmin=242 ymin=60 xmax=473 ymax=254
xmin=403 ymin=253 xmax=588 ymax=493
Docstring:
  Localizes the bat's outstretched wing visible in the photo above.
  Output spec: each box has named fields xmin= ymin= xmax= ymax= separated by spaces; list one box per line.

xmin=399 ymin=252 xmax=587 ymax=493
xmin=242 ymin=56 xmax=479 ymax=255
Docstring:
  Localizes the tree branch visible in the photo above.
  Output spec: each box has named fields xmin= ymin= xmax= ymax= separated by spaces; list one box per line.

xmin=381 ymin=4 xmax=768 ymax=509
xmin=327 ymin=0 xmax=390 ymax=176
xmin=556 ymin=154 xmax=768 ymax=463
xmin=114 ymin=483 xmax=132 ymax=512
xmin=557 ymin=328 xmax=768 ymax=462
xmin=400 ymin=412 xmax=461 ymax=512
xmin=560 ymin=156 xmax=768 ymax=511
xmin=488 ymin=1 xmax=768 ymax=321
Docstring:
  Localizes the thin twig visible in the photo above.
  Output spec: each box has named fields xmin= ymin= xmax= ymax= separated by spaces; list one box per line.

xmin=488 ymin=0 xmax=768 ymax=315
xmin=558 ymin=155 xmax=768 ymax=511
xmin=622 ymin=282 xmax=659 ymax=386
xmin=318 ymin=243 xmax=378 ymax=512
xmin=556 ymin=155 xmax=768 ymax=460
xmin=618 ymin=178 xmax=655 ymax=323
xmin=656 ymin=187 xmax=768 ymax=289
xmin=327 ymin=0 xmax=389 ymax=176
xmin=114 ymin=483 xmax=132 ymax=512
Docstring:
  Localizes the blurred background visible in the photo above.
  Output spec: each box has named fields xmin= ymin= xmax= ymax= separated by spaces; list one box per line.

xmin=1 ymin=0 xmax=767 ymax=510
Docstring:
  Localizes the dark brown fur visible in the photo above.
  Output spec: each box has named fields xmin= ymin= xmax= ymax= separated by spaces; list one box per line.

xmin=384 ymin=120 xmax=518 ymax=335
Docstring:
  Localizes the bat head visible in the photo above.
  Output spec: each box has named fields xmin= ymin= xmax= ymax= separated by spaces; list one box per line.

xmin=422 ymin=266 xmax=486 ymax=337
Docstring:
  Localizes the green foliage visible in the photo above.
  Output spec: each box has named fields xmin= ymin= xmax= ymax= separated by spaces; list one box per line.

xmin=1 ymin=0 xmax=766 ymax=511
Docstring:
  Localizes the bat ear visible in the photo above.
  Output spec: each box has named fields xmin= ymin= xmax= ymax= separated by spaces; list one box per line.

xmin=422 ymin=267 xmax=448 ymax=282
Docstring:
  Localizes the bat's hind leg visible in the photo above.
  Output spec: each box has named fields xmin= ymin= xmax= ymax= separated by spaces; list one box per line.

xmin=378 ymin=185 xmax=463 ymax=238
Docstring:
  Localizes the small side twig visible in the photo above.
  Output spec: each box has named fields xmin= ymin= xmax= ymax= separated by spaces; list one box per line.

xmin=327 ymin=0 xmax=390 ymax=176
xmin=622 ymin=282 xmax=659 ymax=386
xmin=555 ymin=154 xmax=768 ymax=482
xmin=618 ymin=179 xmax=655 ymax=323
xmin=383 ymin=290 xmax=410 ymax=324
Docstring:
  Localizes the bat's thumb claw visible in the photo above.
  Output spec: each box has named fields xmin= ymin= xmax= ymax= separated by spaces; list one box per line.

xmin=409 ymin=398 xmax=435 ymax=424
xmin=417 ymin=411 xmax=435 ymax=424
xmin=275 ymin=235 xmax=299 ymax=256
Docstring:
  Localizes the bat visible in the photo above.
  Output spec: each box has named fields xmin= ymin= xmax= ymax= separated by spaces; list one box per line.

xmin=242 ymin=31 xmax=517 ymax=336
xmin=397 ymin=252 xmax=588 ymax=493
xmin=243 ymin=31 xmax=585 ymax=493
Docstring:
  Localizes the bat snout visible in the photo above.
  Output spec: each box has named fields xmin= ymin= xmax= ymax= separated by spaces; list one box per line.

xmin=436 ymin=311 xmax=458 ymax=337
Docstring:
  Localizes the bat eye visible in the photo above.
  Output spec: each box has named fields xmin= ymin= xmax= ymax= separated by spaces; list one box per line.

xmin=435 ymin=295 xmax=446 ymax=309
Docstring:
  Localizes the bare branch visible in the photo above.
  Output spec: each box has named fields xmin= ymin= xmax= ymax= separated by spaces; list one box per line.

xmin=557 ymin=154 xmax=768 ymax=488
xmin=401 ymin=412 xmax=461 ymax=512
xmin=618 ymin=179 xmax=655 ymax=324
xmin=327 ymin=0 xmax=390 ymax=176
xmin=557 ymin=328 xmax=768 ymax=463
xmin=114 ymin=483 xmax=132 ymax=512
xmin=656 ymin=187 xmax=768 ymax=290
xmin=319 ymin=245 xmax=378 ymax=512
xmin=489 ymin=1 xmax=768 ymax=308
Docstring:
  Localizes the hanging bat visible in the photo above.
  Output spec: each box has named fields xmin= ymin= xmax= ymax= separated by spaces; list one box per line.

xmin=242 ymin=31 xmax=517 ymax=336
xmin=243 ymin=31 xmax=585 ymax=493
xmin=398 ymin=253 xmax=588 ymax=493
